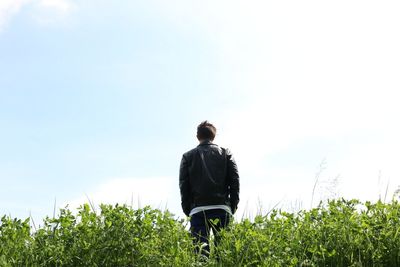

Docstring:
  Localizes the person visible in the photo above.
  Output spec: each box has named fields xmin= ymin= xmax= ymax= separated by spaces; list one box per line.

xmin=179 ymin=120 xmax=240 ymax=257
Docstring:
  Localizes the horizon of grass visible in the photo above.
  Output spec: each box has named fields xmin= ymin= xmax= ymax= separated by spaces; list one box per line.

xmin=1 ymin=198 xmax=400 ymax=266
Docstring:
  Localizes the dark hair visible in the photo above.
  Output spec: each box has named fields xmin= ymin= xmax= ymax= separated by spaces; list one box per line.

xmin=197 ymin=121 xmax=216 ymax=141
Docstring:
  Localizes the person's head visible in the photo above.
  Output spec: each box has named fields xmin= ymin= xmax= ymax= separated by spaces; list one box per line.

xmin=197 ymin=120 xmax=217 ymax=142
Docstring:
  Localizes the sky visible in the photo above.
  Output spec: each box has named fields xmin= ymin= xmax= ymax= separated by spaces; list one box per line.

xmin=1 ymin=0 xmax=400 ymax=222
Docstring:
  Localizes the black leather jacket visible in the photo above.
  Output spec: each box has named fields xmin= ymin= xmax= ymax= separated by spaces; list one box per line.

xmin=179 ymin=140 xmax=240 ymax=216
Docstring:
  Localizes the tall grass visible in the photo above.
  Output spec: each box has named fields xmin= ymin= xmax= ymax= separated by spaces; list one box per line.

xmin=1 ymin=199 xmax=399 ymax=266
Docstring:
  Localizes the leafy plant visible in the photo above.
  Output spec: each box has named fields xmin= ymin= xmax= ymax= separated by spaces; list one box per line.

xmin=1 ymin=199 xmax=399 ymax=266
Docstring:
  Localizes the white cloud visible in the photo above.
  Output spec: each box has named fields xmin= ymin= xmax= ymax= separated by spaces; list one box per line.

xmin=0 ymin=0 xmax=76 ymax=31
xmin=149 ymin=0 xmax=400 ymax=144
xmin=0 ymin=0 xmax=28 ymax=31
xmin=65 ymin=176 xmax=182 ymax=216
xmin=32 ymin=0 xmax=76 ymax=25
xmin=37 ymin=0 xmax=74 ymax=13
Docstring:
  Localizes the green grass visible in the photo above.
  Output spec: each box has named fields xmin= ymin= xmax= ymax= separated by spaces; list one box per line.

xmin=1 ymin=199 xmax=399 ymax=266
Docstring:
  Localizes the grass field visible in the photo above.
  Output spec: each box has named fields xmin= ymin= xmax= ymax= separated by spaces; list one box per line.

xmin=1 ymin=199 xmax=399 ymax=266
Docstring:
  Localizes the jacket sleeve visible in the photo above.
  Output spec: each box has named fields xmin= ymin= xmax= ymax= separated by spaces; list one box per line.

xmin=226 ymin=149 xmax=240 ymax=214
xmin=179 ymin=154 xmax=191 ymax=216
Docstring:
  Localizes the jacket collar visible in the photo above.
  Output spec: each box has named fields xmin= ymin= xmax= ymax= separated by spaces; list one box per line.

xmin=198 ymin=140 xmax=215 ymax=146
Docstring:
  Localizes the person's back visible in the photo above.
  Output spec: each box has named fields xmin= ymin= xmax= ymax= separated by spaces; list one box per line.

xmin=179 ymin=121 xmax=240 ymax=257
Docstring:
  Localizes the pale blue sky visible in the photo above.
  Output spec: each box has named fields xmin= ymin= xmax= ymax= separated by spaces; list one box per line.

xmin=1 ymin=1 xmax=400 ymax=221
